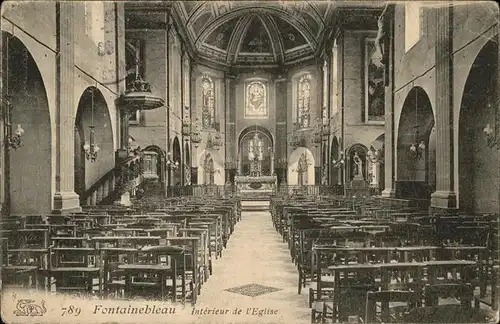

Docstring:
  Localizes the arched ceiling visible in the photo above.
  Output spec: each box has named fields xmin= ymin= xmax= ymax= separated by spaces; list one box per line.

xmin=174 ymin=1 xmax=332 ymax=67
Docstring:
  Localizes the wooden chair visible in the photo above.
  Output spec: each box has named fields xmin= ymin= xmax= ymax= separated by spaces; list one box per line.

xmin=119 ymin=245 xmax=186 ymax=302
xmin=365 ymin=290 xmax=420 ymax=323
xmin=50 ymin=243 xmax=101 ymax=296
xmin=2 ymin=229 xmax=50 ymax=290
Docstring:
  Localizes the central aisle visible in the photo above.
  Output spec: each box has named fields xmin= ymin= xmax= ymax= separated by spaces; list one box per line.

xmin=191 ymin=210 xmax=310 ymax=324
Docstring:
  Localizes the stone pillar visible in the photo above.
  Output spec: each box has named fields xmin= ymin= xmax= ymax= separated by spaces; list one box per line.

xmin=53 ymin=2 xmax=81 ymax=213
xmin=382 ymin=5 xmax=396 ymax=198
xmin=270 ymin=149 xmax=275 ymax=175
xmin=430 ymin=4 xmax=457 ymax=210
xmin=225 ymin=74 xmax=236 ymax=178
xmin=275 ymin=77 xmax=287 ymax=183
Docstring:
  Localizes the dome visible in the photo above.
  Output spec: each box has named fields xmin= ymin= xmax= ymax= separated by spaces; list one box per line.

xmin=176 ymin=1 xmax=332 ymax=67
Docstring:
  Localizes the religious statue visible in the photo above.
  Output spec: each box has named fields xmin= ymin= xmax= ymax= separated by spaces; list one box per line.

xmin=353 ymin=152 xmax=363 ymax=178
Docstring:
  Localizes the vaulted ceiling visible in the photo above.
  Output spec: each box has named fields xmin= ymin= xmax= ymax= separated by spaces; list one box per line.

xmin=125 ymin=1 xmax=385 ymax=69
xmin=173 ymin=1 xmax=331 ymax=67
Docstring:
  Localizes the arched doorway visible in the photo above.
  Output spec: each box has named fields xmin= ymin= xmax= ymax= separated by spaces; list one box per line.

xmin=347 ymin=144 xmax=368 ymax=182
xmin=459 ymin=40 xmax=498 ymax=213
xmin=143 ymin=145 xmax=165 ymax=184
xmin=330 ymin=136 xmax=339 ymax=186
xmin=367 ymin=134 xmax=385 ymax=194
xmin=184 ymin=142 xmax=191 ymax=185
xmin=172 ymin=137 xmax=182 ymax=186
xmin=238 ymin=126 xmax=273 ymax=176
xmin=288 ymin=147 xmax=315 ymax=185
xmin=74 ymin=87 xmax=114 ymax=199
xmin=396 ymin=87 xmax=435 ymax=200
xmin=2 ymin=33 xmax=52 ymax=214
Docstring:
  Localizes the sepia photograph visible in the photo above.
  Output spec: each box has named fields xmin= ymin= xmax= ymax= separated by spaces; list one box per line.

xmin=0 ymin=1 xmax=499 ymax=323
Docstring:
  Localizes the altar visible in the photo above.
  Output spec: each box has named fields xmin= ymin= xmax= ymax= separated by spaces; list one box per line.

xmin=234 ymin=175 xmax=277 ymax=198
xmin=235 ymin=130 xmax=277 ymax=199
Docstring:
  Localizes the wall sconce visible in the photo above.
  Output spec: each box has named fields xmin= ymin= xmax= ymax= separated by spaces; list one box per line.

xmin=332 ymin=152 xmax=345 ymax=169
xmin=166 ymin=152 xmax=179 ymax=170
xmin=2 ymin=96 xmax=25 ymax=150
xmin=367 ymin=146 xmax=384 ymax=163
xmin=83 ymin=125 xmax=100 ymax=162
xmin=8 ymin=124 xmax=25 ymax=150
xmin=484 ymin=124 xmax=499 ymax=149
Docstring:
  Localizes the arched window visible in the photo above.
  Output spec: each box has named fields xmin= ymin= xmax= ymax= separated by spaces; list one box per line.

xmin=204 ymin=154 xmax=215 ymax=185
xmin=297 ymin=74 xmax=311 ymax=128
xmin=297 ymin=152 xmax=309 ymax=185
xmin=201 ymin=76 xmax=215 ymax=129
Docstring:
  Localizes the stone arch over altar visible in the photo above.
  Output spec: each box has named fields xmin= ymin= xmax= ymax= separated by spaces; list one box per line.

xmin=237 ymin=126 xmax=274 ymax=176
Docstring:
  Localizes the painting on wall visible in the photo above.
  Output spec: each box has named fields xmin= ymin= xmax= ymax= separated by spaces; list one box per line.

xmin=365 ymin=38 xmax=385 ymax=122
xmin=245 ymin=80 xmax=268 ymax=119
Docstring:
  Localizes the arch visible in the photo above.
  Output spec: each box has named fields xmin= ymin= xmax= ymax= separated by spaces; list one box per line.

xmin=237 ymin=125 xmax=274 ymax=147
xmin=396 ymin=87 xmax=435 ymax=200
xmin=368 ymin=133 xmax=385 ymax=192
xmin=143 ymin=145 xmax=166 ymax=183
xmin=288 ymin=147 xmax=315 ymax=185
xmin=74 ymin=87 xmax=114 ymax=194
xmin=347 ymin=144 xmax=369 ymax=182
xmin=458 ymin=40 xmax=498 ymax=213
xmin=238 ymin=127 xmax=273 ymax=176
xmin=3 ymin=33 xmax=52 ymax=214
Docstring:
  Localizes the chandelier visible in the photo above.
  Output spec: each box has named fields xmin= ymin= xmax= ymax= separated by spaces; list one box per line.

xmin=83 ymin=89 xmax=100 ymax=162
xmin=409 ymin=90 xmax=425 ymax=160
xmin=332 ymin=152 xmax=345 ymax=169
xmin=166 ymin=152 xmax=179 ymax=171
xmin=409 ymin=136 xmax=426 ymax=160
xmin=367 ymin=145 xmax=384 ymax=163
xmin=484 ymin=123 xmax=499 ymax=149
xmin=2 ymin=37 xmax=26 ymax=150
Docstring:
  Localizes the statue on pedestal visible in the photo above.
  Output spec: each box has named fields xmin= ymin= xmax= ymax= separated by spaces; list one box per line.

xmin=353 ymin=152 xmax=364 ymax=179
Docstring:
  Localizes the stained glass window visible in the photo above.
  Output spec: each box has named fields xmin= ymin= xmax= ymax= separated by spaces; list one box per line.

xmin=297 ymin=74 xmax=311 ymax=128
xmin=245 ymin=81 xmax=267 ymax=118
xmin=201 ymin=76 xmax=215 ymax=129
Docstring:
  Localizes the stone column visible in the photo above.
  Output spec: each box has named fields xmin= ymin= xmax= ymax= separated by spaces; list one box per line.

xmin=270 ymin=149 xmax=275 ymax=175
xmin=430 ymin=4 xmax=457 ymax=210
xmin=53 ymin=2 xmax=81 ymax=213
xmin=382 ymin=5 xmax=396 ymax=198
xmin=225 ymin=74 xmax=236 ymax=179
xmin=275 ymin=77 xmax=287 ymax=183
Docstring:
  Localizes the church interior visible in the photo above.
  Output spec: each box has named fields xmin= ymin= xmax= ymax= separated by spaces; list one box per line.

xmin=0 ymin=1 xmax=499 ymax=323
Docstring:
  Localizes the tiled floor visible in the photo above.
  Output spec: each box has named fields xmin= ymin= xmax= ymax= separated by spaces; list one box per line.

xmin=192 ymin=210 xmax=311 ymax=324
